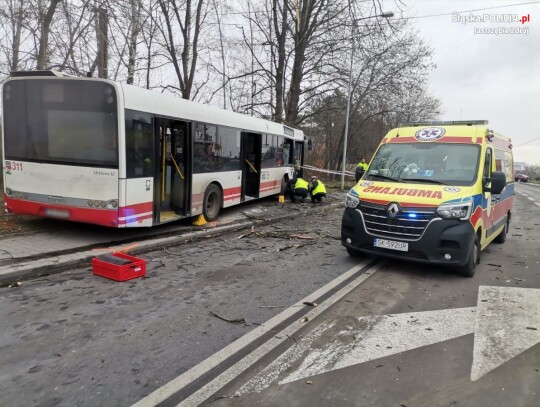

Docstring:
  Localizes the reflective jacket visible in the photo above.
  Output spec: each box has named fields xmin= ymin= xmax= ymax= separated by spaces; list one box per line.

xmin=311 ymin=180 xmax=326 ymax=195
xmin=357 ymin=162 xmax=368 ymax=170
xmin=294 ymin=178 xmax=309 ymax=190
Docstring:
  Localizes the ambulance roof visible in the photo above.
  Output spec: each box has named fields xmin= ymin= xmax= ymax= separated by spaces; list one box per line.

xmin=384 ymin=120 xmax=511 ymax=145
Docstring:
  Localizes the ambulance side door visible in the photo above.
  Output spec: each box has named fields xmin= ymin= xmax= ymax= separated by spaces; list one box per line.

xmin=482 ymin=147 xmax=495 ymax=240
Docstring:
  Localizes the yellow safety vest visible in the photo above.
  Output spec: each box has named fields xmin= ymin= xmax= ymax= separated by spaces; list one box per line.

xmin=294 ymin=178 xmax=309 ymax=190
xmin=357 ymin=162 xmax=368 ymax=170
xmin=312 ymin=180 xmax=326 ymax=195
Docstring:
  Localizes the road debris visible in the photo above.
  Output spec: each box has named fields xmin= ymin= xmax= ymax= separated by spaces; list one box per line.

xmin=209 ymin=394 xmax=240 ymax=403
xmin=303 ymin=301 xmax=318 ymax=307
xmin=209 ymin=311 xmax=247 ymax=324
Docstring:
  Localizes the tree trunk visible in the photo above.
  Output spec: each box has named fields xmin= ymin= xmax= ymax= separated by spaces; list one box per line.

xmin=97 ymin=6 xmax=109 ymax=79
xmin=36 ymin=0 xmax=61 ymax=70
xmin=127 ymin=0 xmax=141 ymax=84
xmin=10 ymin=0 xmax=25 ymax=72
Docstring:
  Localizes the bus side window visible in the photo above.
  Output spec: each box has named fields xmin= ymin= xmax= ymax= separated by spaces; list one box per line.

xmin=126 ymin=110 xmax=153 ymax=178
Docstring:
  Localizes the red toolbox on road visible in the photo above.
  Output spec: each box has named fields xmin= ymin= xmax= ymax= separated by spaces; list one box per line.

xmin=92 ymin=252 xmax=146 ymax=282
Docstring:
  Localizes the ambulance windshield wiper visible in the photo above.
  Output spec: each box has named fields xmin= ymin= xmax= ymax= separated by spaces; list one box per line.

xmin=404 ymin=178 xmax=447 ymax=185
xmin=368 ymin=174 xmax=404 ymax=183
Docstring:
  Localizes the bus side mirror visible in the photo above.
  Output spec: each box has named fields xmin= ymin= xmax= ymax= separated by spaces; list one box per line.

xmin=484 ymin=171 xmax=506 ymax=194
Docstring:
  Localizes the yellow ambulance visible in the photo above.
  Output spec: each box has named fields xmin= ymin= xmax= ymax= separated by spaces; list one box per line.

xmin=341 ymin=121 xmax=513 ymax=277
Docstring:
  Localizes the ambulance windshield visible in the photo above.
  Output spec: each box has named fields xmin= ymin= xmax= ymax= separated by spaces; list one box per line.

xmin=367 ymin=143 xmax=481 ymax=186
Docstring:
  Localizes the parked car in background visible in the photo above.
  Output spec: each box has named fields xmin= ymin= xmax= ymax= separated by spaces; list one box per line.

xmin=515 ymin=173 xmax=529 ymax=182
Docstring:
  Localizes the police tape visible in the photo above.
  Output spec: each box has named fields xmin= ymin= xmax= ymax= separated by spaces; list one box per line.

xmin=299 ymin=164 xmax=356 ymax=177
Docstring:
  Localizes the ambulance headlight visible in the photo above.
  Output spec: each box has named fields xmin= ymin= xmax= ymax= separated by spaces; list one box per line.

xmin=345 ymin=192 xmax=360 ymax=208
xmin=436 ymin=202 xmax=472 ymax=221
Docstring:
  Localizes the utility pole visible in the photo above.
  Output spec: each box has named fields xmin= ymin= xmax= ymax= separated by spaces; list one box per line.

xmin=97 ymin=7 xmax=109 ymax=79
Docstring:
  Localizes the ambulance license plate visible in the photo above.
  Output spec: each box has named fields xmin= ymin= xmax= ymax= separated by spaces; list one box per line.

xmin=373 ymin=238 xmax=408 ymax=252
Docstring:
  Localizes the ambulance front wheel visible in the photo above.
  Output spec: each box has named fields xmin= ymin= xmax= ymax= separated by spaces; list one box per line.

xmin=457 ymin=235 xmax=480 ymax=278
xmin=203 ymin=184 xmax=222 ymax=221
xmin=493 ymin=215 xmax=510 ymax=244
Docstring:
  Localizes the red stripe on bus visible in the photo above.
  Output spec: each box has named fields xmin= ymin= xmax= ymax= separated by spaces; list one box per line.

xmin=260 ymin=180 xmax=280 ymax=192
xmin=5 ymin=197 xmax=119 ymax=227
xmin=223 ymin=187 xmax=241 ymax=197
xmin=260 ymin=180 xmax=279 ymax=188
xmin=118 ymin=213 xmax=153 ymax=225
xmin=119 ymin=202 xmax=153 ymax=217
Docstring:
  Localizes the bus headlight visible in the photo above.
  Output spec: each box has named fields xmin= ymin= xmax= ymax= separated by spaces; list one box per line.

xmin=436 ymin=202 xmax=472 ymax=221
xmin=345 ymin=192 xmax=360 ymax=208
xmin=107 ymin=200 xmax=118 ymax=209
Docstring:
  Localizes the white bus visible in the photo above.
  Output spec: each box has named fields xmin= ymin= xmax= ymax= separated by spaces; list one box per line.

xmin=1 ymin=71 xmax=305 ymax=227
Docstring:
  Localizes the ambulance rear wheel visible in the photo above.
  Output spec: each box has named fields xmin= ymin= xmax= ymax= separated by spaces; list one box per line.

xmin=457 ymin=236 xmax=480 ymax=278
xmin=203 ymin=184 xmax=222 ymax=221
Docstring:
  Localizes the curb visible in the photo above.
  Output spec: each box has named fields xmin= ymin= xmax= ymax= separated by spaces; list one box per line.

xmin=0 ymin=202 xmax=343 ymax=284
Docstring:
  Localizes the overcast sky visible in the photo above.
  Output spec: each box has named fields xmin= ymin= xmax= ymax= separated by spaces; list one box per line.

xmin=396 ymin=0 xmax=539 ymax=166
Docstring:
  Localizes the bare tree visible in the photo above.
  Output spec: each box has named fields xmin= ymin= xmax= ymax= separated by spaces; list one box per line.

xmin=0 ymin=0 xmax=27 ymax=72
xmin=36 ymin=0 xmax=62 ymax=70
xmin=126 ymin=0 xmax=141 ymax=84
xmin=157 ymin=0 xmax=210 ymax=99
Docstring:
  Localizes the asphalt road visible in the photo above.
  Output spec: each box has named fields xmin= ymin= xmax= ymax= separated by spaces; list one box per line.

xmin=0 ymin=186 xmax=539 ymax=407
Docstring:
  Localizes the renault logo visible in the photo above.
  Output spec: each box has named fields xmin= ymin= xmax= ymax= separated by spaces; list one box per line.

xmin=387 ymin=203 xmax=399 ymax=218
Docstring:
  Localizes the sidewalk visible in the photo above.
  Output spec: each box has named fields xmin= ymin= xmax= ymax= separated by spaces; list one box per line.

xmin=0 ymin=194 xmax=344 ymax=283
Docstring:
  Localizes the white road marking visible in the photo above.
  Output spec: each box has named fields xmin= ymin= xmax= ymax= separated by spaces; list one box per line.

xmin=471 ymin=286 xmax=540 ymax=381
xmin=238 ymin=307 xmax=477 ymax=394
xmin=132 ymin=260 xmax=378 ymax=407
xmin=174 ymin=263 xmax=381 ymax=407
xmin=527 ymin=197 xmax=535 ymax=201
xmin=233 ymin=286 xmax=540 ymax=395
xmin=535 ymin=203 xmax=540 ymax=207
xmin=521 ymin=193 xmax=529 ymax=197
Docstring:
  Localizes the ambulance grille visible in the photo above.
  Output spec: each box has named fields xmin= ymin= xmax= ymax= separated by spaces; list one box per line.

xmin=359 ymin=202 xmax=437 ymax=240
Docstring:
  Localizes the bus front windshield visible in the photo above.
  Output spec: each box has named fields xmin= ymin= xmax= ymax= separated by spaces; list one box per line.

xmin=3 ymin=79 xmax=118 ymax=168
xmin=367 ymin=143 xmax=481 ymax=186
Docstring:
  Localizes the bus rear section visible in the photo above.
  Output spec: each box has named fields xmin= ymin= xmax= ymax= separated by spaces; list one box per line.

xmin=2 ymin=73 xmax=305 ymax=228
xmin=341 ymin=121 xmax=513 ymax=277
xmin=2 ymin=75 xmax=122 ymax=227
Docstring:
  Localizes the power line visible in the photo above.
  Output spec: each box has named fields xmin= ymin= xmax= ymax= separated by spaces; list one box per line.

xmin=514 ymin=135 xmax=540 ymax=148
xmin=397 ymin=1 xmax=540 ymax=20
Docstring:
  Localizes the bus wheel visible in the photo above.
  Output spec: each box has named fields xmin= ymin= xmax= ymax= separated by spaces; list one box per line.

xmin=203 ymin=184 xmax=222 ymax=221
xmin=457 ymin=235 xmax=480 ymax=278
xmin=280 ymin=175 xmax=288 ymax=195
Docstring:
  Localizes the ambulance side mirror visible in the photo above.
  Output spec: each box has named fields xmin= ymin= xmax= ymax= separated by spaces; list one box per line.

xmin=484 ymin=171 xmax=506 ymax=194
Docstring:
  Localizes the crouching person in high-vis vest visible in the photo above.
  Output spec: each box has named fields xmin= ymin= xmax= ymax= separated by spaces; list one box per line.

xmin=310 ymin=176 xmax=327 ymax=204
xmin=288 ymin=177 xmax=309 ymax=203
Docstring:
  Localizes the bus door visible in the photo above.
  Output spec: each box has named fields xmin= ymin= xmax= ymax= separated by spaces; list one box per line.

xmin=294 ymin=141 xmax=305 ymax=178
xmin=241 ymin=132 xmax=262 ymax=201
xmin=155 ymin=117 xmax=190 ymax=224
